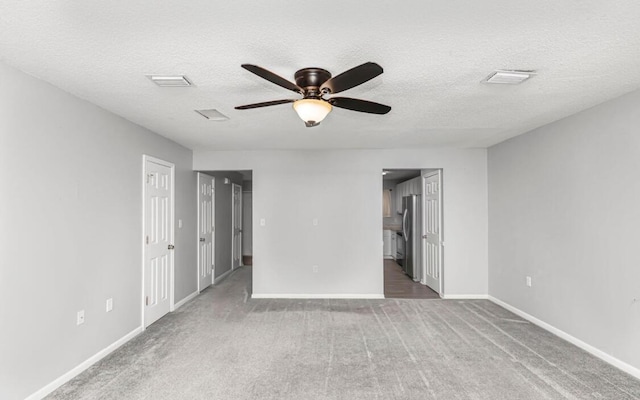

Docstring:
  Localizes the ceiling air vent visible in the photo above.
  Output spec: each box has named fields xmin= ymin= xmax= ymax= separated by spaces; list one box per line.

xmin=195 ymin=109 xmax=229 ymax=121
xmin=482 ymin=70 xmax=536 ymax=84
xmin=146 ymin=75 xmax=192 ymax=87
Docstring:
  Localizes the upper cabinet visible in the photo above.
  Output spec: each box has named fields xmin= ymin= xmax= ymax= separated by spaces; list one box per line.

xmin=394 ymin=177 xmax=423 ymax=214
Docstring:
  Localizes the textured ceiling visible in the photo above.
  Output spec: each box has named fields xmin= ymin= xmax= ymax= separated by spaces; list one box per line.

xmin=1 ymin=1 xmax=640 ymax=150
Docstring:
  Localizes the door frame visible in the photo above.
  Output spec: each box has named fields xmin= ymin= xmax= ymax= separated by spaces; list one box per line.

xmin=231 ymin=183 xmax=243 ymax=270
xmin=197 ymin=173 xmax=215 ymax=291
xmin=381 ymin=168 xmax=445 ymax=297
xmin=141 ymin=155 xmax=176 ymax=329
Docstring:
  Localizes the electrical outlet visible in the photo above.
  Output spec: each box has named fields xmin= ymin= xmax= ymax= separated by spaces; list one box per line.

xmin=77 ymin=310 xmax=85 ymax=325
xmin=312 ymin=265 xmax=319 ymax=273
xmin=526 ymin=276 xmax=532 ymax=287
xmin=106 ymin=298 xmax=113 ymax=312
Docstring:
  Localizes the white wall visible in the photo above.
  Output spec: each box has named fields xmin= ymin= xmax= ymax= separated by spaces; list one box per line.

xmin=488 ymin=89 xmax=640 ymax=371
xmin=0 ymin=61 xmax=197 ymax=400
xmin=193 ymin=149 xmax=488 ymax=297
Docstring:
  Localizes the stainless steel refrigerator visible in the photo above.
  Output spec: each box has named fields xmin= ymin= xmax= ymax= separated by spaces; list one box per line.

xmin=401 ymin=195 xmax=422 ymax=281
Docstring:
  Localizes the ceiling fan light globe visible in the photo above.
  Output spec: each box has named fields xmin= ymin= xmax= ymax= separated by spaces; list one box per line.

xmin=293 ymin=99 xmax=332 ymax=125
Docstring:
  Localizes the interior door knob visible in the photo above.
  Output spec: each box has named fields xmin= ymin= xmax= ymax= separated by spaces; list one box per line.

xmin=168 ymin=244 xmax=175 ymax=250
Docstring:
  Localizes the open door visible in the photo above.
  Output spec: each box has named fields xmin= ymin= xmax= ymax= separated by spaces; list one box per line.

xmin=231 ymin=183 xmax=242 ymax=270
xmin=197 ymin=173 xmax=214 ymax=291
xmin=422 ymin=170 xmax=443 ymax=294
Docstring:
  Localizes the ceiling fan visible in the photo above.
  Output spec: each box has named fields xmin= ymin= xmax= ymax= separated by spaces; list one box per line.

xmin=235 ymin=62 xmax=391 ymax=127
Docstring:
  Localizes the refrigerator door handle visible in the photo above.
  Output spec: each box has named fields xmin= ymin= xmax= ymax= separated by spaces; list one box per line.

xmin=402 ymin=209 xmax=408 ymax=241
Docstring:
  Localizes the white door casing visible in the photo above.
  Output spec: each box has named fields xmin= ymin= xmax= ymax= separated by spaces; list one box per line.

xmin=142 ymin=156 xmax=175 ymax=328
xmin=422 ymin=170 xmax=443 ymax=294
xmin=197 ymin=173 xmax=214 ymax=291
xmin=231 ymin=183 xmax=242 ymax=270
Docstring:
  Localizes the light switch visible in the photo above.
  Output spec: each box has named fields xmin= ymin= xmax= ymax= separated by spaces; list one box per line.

xmin=312 ymin=218 xmax=318 ymax=226
xmin=178 ymin=219 xmax=183 ymax=229
xmin=260 ymin=218 xmax=266 ymax=227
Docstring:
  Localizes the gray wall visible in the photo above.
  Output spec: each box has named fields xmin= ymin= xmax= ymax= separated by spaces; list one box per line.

xmin=200 ymin=172 xmax=243 ymax=278
xmin=488 ymin=89 xmax=640 ymax=371
xmin=0 ymin=61 xmax=197 ymax=399
xmin=194 ymin=149 xmax=488 ymax=297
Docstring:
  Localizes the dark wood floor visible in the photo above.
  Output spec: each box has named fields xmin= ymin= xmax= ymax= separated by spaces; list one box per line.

xmin=384 ymin=259 xmax=440 ymax=299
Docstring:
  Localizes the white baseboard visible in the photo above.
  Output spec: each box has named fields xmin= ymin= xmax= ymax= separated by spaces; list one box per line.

xmin=26 ymin=326 xmax=143 ymax=400
xmin=441 ymin=294 xmax=489 ymax=300
xmin=213 ymin=268 xmax=233 ymax=285
xmin=489 ymin=296 xmax=640 ymax=380
xmin=174 ymin=291 xmax=198 ymax=310
xmin=251 ymin=293 xmax=385 ymax=299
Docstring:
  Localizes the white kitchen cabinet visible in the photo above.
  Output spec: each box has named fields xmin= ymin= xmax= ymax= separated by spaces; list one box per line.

xmin=383 ymin=230 xmax=393 ymax=258
xmin=395 ymin=182 xmax=404 ymax=215
xmin=390 ymin=233 xmax=397 ymax=259
xmin=409 ymin=176 xmax=422 ymax=195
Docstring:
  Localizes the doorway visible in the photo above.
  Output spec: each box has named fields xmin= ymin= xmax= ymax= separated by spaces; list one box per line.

xmin=231 ymin=183 xmax=242 ymax=270
xmin=382 ymin=168 xmax=442 ymax=299
xmin=197 ymin=173 xmax=215 ymax=291
xmin=194 ymin=171 xmax=252 ymax=286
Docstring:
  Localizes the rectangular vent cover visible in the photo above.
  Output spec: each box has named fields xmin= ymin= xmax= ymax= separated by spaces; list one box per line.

xmin=195 ymin=109 xmax=229 ymax=121
xmin=147 ymin=75 xmax=192 ymax=87
xmin=482 ymin=70 xmax=536 ymax=84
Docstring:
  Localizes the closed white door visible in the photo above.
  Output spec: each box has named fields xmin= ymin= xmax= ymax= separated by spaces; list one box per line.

xmin=143 ymin=157 xmax=174 ymax=327
xmin=422 ymin=170 xmax=443 ymax=294
xmin=231 ymin=183 xmax=242 ymax=270
xmin=197 ymin=173 xmax=214 ymax=291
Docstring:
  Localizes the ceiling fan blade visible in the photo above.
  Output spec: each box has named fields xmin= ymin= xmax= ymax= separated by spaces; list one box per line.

xmin=235 ymin=99 xmax=295 ymax=110
xmin=328 ymin=97 xmax=391 ymax=114
xmin=320 ymin=62 xmax=383 ymax=94
xmin=241 ymin=64 xmax=303 ymax=94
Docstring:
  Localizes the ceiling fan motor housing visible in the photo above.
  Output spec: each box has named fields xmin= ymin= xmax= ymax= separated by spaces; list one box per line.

xmin=294 ymin=68 xmax=332 ymax=97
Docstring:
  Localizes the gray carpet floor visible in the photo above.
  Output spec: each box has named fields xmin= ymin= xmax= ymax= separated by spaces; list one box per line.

xmin=48 ymin=266 xmax=640 ymax=400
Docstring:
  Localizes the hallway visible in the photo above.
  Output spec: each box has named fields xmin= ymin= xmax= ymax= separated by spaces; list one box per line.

xmin=384 ymin=259 xmax=440 ymax=299
xmin=48 ymin=266 xmax=640 ymax=400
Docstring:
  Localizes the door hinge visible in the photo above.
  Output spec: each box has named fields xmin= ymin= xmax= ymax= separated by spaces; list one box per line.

xmin=145 ymin=296 xmax=149 ymax=306
xmin=146 ymin=236 xmax=149 ymax=244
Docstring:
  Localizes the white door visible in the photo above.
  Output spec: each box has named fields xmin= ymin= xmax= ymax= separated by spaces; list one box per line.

xmin=143 ymin=156 xmax=174 ymax=327
xmin=231 ymin=183 xmax=242 ymax=270
xmin=197 ymin=173 xmax=214 ymax=291
xmin=422 ymin=170 xmax=443 ymax=294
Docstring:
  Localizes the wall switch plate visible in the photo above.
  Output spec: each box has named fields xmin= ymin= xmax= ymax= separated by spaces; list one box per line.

xmin=312 ymin=265 xmax=319 ymax=273
xmin=526 ymin=276 xmax=532 ymax=287
xmin=77 ymin=310 xmax=85 ymax=325
xmin=106 ymin=298 xmax=113 ymax=312
xmin=260 ymin=218 xmax=266 ymax=227
xmin=312 ymin=218 xmax=318 ymax=226
xmin=178 ymin=219 xmax=183 ymax=229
